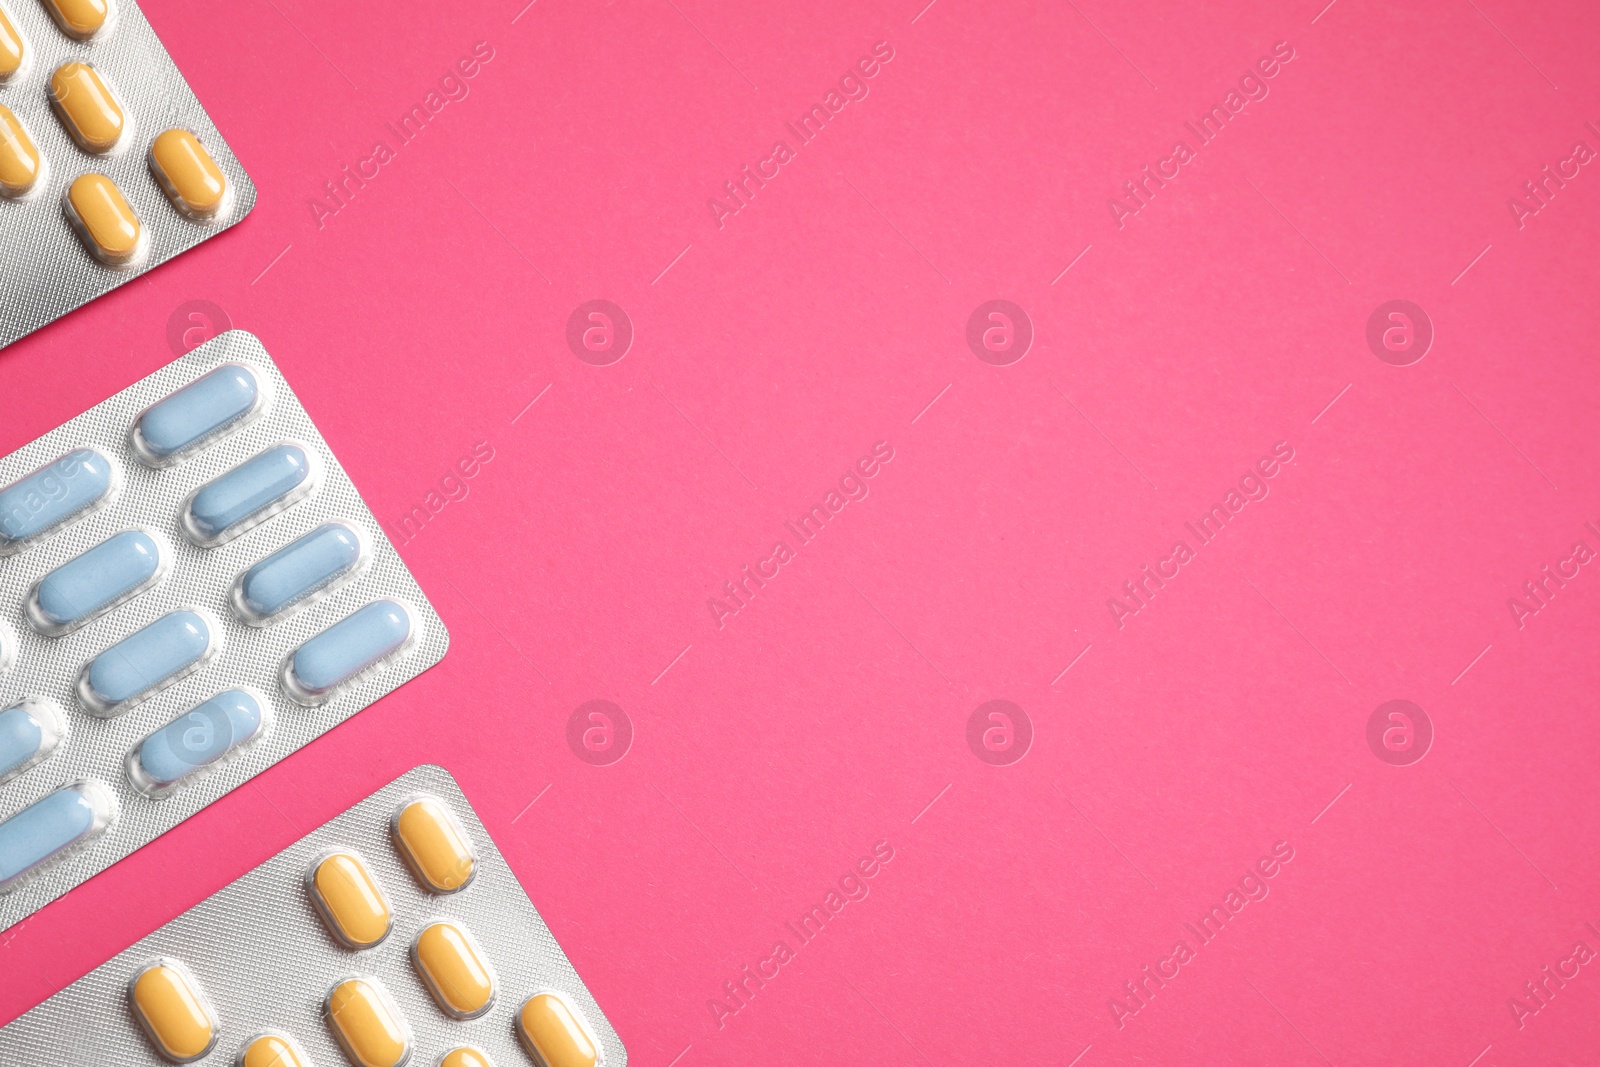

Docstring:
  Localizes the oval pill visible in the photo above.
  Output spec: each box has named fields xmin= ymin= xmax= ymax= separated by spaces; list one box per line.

xmin=0 ymin=7 xmax=23 ymax=81
xmin=131 ymin=689 xmax=263 ymax=793
xmin=0 ymin=448 xmax=115 ymax=553
xmin=130 ymin=960 xmax=217 ymax=1063
xmin=441 ymin=1049 xmax=494 ymax=1067
xmin=67 ymin=173 xmax=142 ymax=265
xmin=393 ymin=795 xmax=475 ymax=893
xmin=80 ymin=609 xmax=213 ymax=715
xmin=184 ymin=443 xmax=314 ymax=546
xmin=0 ymin=701 xmax=62 ymax=786
xmin=29 ymin=529 xmax=164 ymax=634
xmin=284 ymin=599 xmax=413 ymax=704
xmin=50 ymin=62 xmax=123 ymax=152
xmin=0 ymin=106 xmax=39 ymax=198
xmin=133 ymin=363 xmax=262 ymax=464
xmin=0 ymin=780 xmax=113 ymax=892
xmin=326 ymin=978 xmax=410 ymax=1067
xmin=241 ymin=1033 xmax=312 ymax=1067
xmin=413 ymin=921 xmax=495 ymax=1019
xmin=43 ymin=0 xmax=109 ymax=39
xmin=150 ymin=128 xmax=226 ymax=218
xmin=310 ymin=851 xmax=392 ymax=948
xmin=234 ymin=521 xmax=365 ymax=624
xmin=517 ymin=994 xmax=599 ymax=1067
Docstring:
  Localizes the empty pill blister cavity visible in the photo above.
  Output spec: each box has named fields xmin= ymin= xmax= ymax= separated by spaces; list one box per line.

xmin=0 ymin=765 xmax=626 ymax=1067
xmin=0 ymin=332 xmax=445 ymax=925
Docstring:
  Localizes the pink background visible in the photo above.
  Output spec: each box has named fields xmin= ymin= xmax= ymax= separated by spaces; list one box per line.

xmin=4 ymin=0 xmax=1600 ymax=1064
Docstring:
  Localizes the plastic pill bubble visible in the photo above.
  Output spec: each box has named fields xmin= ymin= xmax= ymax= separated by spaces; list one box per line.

xmin=309 ymin=851 xmax=393 ymax=949
xmin=79 ymin=609 xmax=215 ymax=716
xmin=516 ymin=993 xmax=600 ymax=1067
xmin=0 ymin=106 xmax=40 ymax=198
xmin=325 ymin=977 xmax=411 ymax=1067
xmin=441 ymin=1049 xmax=495 ymax=1067
xmin=181 ymin=442 xmax=316 ymax=547
xmin=131 ymin=363 xmax=263 ymax=465
xmin=66 ymin=173 xmax=144 ymax=266
xmin=241 ymin=1032 xmax=313 ymax=1067
xmin=149 ymin=129 xmax=226 ymax=219
xmin=392 ymin=794 xmax=475 ymax=893
xmin=232 ymin=521 xmax=366 ymax=625
xmin=412 ymin=921 xmax=495 ymax=1019
xmin=43 ymin=0 xmax=109 ymax=40
xmin=0 ymin=780 xmax=114 ymax=892
xmin=129 ymin=958 xmax=218 ymax=1063
xmin=28 ymin=529 xmax=165 ymax=635
xmin=49 ymin=62 xmax=123 ymax=153
xmin=0 ymin=448 xmax=116 ymax=555
xmin=283 ymin=599 xmax=414 ymax=705
xmin=0 ymin=701 xmax=63 ymax=786
xmin=0 ymin=7 xmax=23 ymax=81
xmin=129 ymin=689 xmax=264 ymax=796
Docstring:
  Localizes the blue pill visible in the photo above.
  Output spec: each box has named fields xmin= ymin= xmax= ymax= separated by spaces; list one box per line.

xmin=184 ymin=443 xmax=314 ymax=545
xmin=235 ymin=522 xmax=365 ymax=623
xmin=286 ymin=599 xmax=413 ymax=702
xmin=133 ymin=364 xmax=263 ymax=464
xmin=80 ymin=610 xmax=213 ymax=714
xmin=0 ymin=781 xmax=113 ymax=891
xmin=0 ymin=449 xmax=115 ymax=553
xmin=30 ymin=530 xmax=165 ymax=634
xmin=133 ymin=689 xmax=265 ymax=791
xmin=0 ymin=703 xmax=61 ymax=786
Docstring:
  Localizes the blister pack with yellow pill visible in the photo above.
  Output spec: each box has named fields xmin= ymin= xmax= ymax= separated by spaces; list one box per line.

xmin=0 ymin=0 xmax=255 ymax=346
xmin=0 ymin=765 xmax=626 ymax=1067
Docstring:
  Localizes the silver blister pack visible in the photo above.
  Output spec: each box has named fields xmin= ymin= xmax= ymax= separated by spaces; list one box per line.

xmin=0 ymin=764 xmax=628 ymax=1067
xmin=0 ymin=329 xmax=447 ymax=929
xmin=0 ymin=0 xmax=256 ymax=347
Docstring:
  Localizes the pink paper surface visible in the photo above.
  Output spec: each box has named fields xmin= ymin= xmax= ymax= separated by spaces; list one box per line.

xmin=3 ymin=1 xmax=1599 ymax=1063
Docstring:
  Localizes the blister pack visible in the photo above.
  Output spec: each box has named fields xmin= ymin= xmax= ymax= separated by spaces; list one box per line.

xmin=0 ymin=329 xmax=447 ymax=928
xmin=0 ymin=0 xmax=256 ymax=347
xmin=0 ymin=764 xmax=626 ymax=1067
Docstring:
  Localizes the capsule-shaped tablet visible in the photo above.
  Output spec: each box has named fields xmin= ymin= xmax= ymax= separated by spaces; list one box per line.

xmin=49 ymin=62 xmax=123 ymax=152
xmin=392 ymin=794 xmax=475 ymax=893
xmin=441 ymin=1048 xmax=494 ymax=1067
xmin=0 ymin=7 xmax=23 ymax=82
xmin=130 ymin=959 xmax=218 ymax=1063
xmin=516 ymin=993 xmax=600 ymax=1067
xmin=283 ymin=599 xmax=414 ymax=706
xmin=325 ymin=977 xmax=411 ymax=1067
xmin=28 ymin=529 xmax=165 ymax=636
xmin=241 ymin=1032 xmax=312 ymax=1067
xmin=412 ymin=921 xmax=496 ymax=1019
xmin=42 ymin=0 xmax=109 ymax=40
xmin=0 ymin=780 xmax=114 ymax=892
xmin=0 ymin=701 xmax=63 ymax=787
xmin=66 ymin=173 xmax=143 ymax=266
xmin=0 ymin=106 xmax=40 ymax=198
xmin=128 ymin=689 xmax=264 ymax=796
xmin=0 ymin=447 xmax=117 ymax=555
xmin=79 ymin=609 xmax=216 ymax=716
xmin=182 ymin=442 xmax=317 ymax=547
xmin=309 ymin=851 xmax=393 ymax=949
xmin=150 ymin=128 xmax=227 ymax=219
xmin=232 ymin=521 xmax=367 ymax=625
xmin=131 ymin=363 xmax=265 ymax=466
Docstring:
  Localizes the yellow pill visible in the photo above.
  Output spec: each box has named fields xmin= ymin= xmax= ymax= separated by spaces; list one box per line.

xmin=49 ymin=61 xmax=123 ymax=152
xmin=129 ymin=960 xmax=218 ymax=1063
xmin=0 ymin=6 xmax=24 ymax=81
xmin=67 ymin=172 xmax=142 ymax=264
xmin=516 ymin=994 xmax=599 ymax=1067
xmin=392 ymin=795 xmax=475 ymax=893
xmin=241 ymin=1032 xmax=311 ymax=1067
xmin=441 ymin=1049 xmax=494 ymax=1067
xmin=412 ymin=921 xmax=495 ymax=1019
xmin=0 ymin=106 xmax=40 ymax=198
xmin=326 ymin=978 xmax=410 ymax=1067
xmin=150 ymin=128 xmax=226 ymax=219
xmin=43 ymin=0 xmax=109 ymax=39
xmin=309 ymin=851 xmax=393 ymax=949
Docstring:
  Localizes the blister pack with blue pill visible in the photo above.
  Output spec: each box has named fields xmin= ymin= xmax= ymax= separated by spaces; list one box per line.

xmin=0 ymin=330 xmax=447 ymax=926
